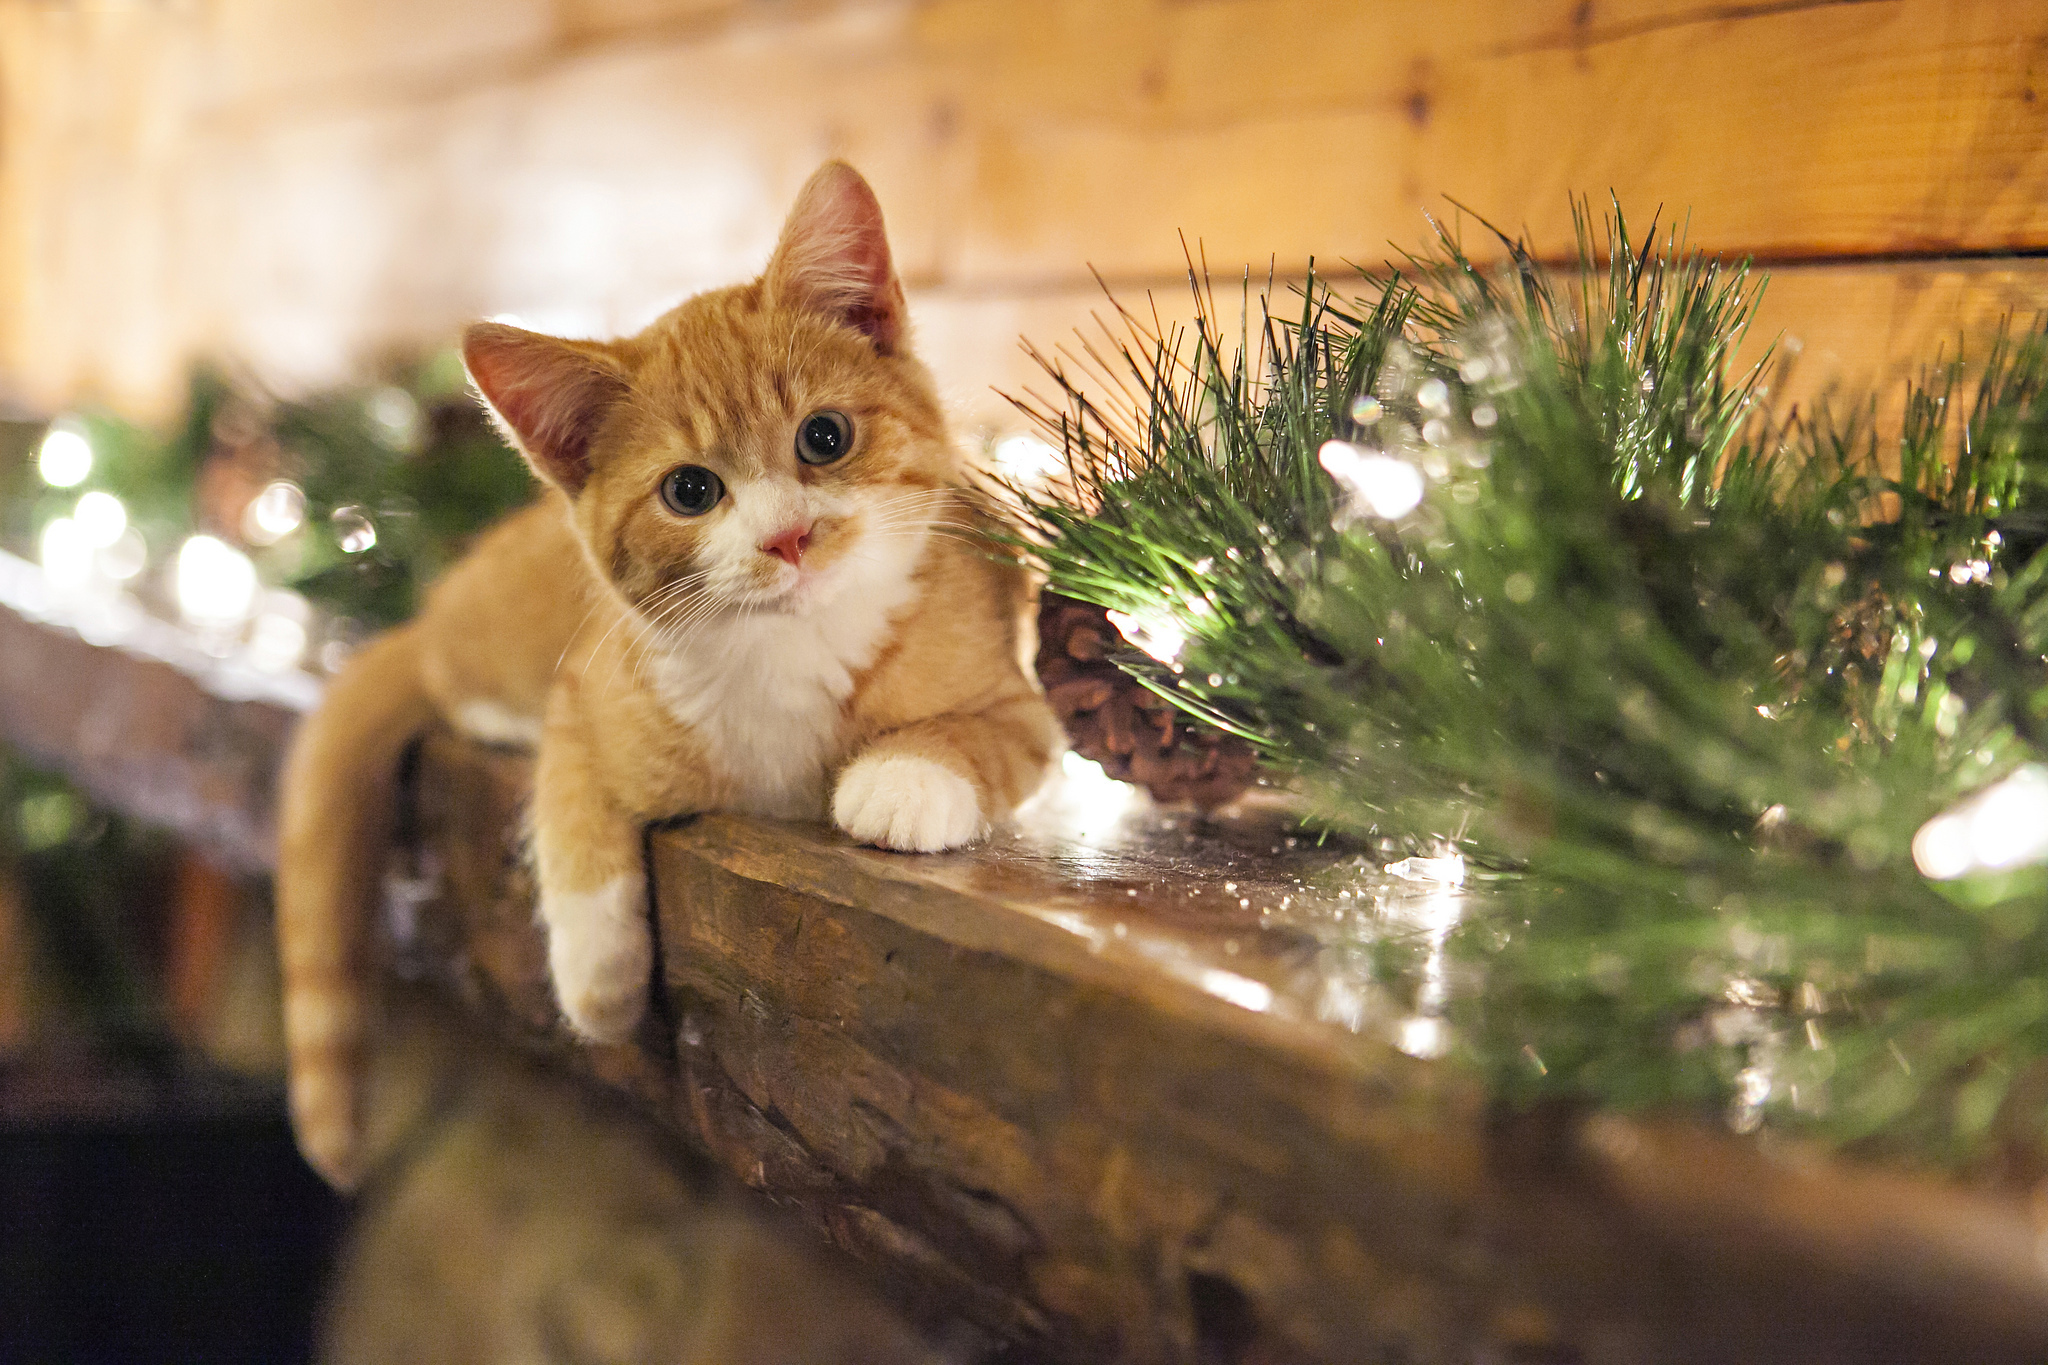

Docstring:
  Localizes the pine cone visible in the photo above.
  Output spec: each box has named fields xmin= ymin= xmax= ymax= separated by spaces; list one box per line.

xmin=1035 ymin=593 xmax=1258 ymax=810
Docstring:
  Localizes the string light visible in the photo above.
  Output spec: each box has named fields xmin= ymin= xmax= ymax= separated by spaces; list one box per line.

xmin=175 ymin=535 xmax=257 ymax=627
xmin=243 ymin=481 xmax=307 ymax=545
xmin=37 ymin=425 xmax=92 ymax=488
xmin=72 ymin=491 xmax=127 ymax=548
xmin=39 ymin=517 xmax=95 ymax=588
xmin=993 ymin=434 xmax=1064 ymax=484
xmin=1913 ymin=766 xmax=2048 ymax=880
xmin=1319 ymin=440 xmax=1425 ymax=519
xmin=1105 ymin=608 xmax=1186 ymax=666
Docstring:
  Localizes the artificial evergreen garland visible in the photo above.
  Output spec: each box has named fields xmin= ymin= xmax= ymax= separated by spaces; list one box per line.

xmin=0 ymin=356 xmax=533 ymax=1059
xmin=3 ymin=353 xmax=531 ymax=640
xmin=1002 ymin=205 xmax=2048 ymax=1171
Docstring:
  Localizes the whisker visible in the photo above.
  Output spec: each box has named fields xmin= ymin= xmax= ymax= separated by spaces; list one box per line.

xmin=637 ymin=570 xmax=713 ymax=613
xmin=555 ymin=595 xmax=611 ymax=677
xmin=856 ymin=524 xmax=989 ymax=547
xmin=648 ymin=589 xmax=740 ymax=660
xmin=579 ymin=598 xmax=643 ymax=677
xmin=577 ymin=564 xmax=716 ymax=677
xmin=597 ymin=609 xmax=656 ymax=700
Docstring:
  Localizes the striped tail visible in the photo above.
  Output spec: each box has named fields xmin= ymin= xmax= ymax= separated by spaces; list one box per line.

xmin=276 ymin=622 xmax=434 ymax=1191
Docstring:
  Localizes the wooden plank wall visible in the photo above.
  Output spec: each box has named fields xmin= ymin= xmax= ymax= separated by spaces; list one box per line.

xmin=0 ymin=0 xmax=2042 ymax=435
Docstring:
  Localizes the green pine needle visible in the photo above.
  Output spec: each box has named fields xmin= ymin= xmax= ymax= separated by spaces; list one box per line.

xmin=1000 ymin=202 xmax=2048 ymax=1170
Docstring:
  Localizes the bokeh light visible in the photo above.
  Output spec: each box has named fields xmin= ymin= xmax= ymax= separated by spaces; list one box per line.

xmin=247 ymin=589 xmax=311 ymax=673
xmin=73 ymin=491 xmax=127 ymax=549
xmin=98 ymin=528 xmax=147 ymax=581
xmin=39 ymin=517 xmax=95 ymax=588
xmin=37 ymin=425 xmax=92 ymax=488
xmin=243 ymin=480 xmax=307 ymax=545
xmin=1320 ymin=439 xmax=1425 ymax=519
xmin=175 ymin=535 xmax=258 ymax=627
xmin=366 ymin=387 xmax=422 ymax=450
xmin=993 ymin=434 xmax=1064 ymax=484
xmin=1105 ymin=608 xmax=1187 ymax=666
xmin=331 ymin=505 xmax=377 ymax=554
xmin=1913 ymin=766 xmax=2048 ymax=880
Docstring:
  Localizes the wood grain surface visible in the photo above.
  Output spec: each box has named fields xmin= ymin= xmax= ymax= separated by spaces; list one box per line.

xmin=1 ymin=0 xmax=2040 ymax=418
xmin=409 ymin=721 xmax=2048 ymax=1365
xmin=0 ymin=552 xmax=307 ymax=874
xmin=4 ymin=575 xmax=2048 ymax=1361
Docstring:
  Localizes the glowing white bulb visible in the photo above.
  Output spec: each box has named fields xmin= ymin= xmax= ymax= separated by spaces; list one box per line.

xmin=1320 ymin=440 xmax=1425 ymax=520
xmin=243 ymin=480 xmax=306 ymax=545
xmin=1913 ymin=815 xmax=1971 ymax=878
xmin=175 ymin=535 xmax=258 ymax=627
xmin=1967 ymin=768 xmax=2048 ymax=870
xmin=39 ymin=517 xmax=95 ymax=588
xmin=993 ymin=434 xmax=1064 ymax=483
xmin=72 ymin=491 xmax=127 ymax=548
xmin=37 ymin=426 xmax=92 ymax=488
xmin=1914 ymin=765 xmax=2048 ymax=880
xmin=1105 ymin=608 xmax=1187 ymax=666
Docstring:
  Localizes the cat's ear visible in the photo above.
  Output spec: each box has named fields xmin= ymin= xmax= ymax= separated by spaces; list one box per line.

xmin=764 ymin=161 xmax=909 ymax=355
xmin=462 ymin=323 xmax=629 ymax=494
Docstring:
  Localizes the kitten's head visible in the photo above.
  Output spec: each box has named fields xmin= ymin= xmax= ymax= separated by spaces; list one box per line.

xmin=461 ymin=162 xmax=953 ymax=634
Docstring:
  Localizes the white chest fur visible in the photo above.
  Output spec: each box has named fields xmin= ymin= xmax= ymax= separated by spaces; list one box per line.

xmin=648 ymin=536 xmax=925 ymax=818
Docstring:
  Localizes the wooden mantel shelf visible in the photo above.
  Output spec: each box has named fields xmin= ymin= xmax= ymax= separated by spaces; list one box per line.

xmin=4 ymin=561 xmax=2048 ymax=1364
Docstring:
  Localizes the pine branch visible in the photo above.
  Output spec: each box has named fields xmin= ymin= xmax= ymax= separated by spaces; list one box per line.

xmin=1000 ymin=202 xmax=2048 ymax=1168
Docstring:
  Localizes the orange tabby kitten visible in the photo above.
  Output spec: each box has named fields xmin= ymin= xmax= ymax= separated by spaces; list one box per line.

xmin=278 ymin=163 xmax=1059 ymax=1190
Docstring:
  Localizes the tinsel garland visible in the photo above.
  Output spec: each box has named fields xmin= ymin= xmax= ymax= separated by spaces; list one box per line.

xmin=1000 ymin=203 xmax=2048 ymax=1170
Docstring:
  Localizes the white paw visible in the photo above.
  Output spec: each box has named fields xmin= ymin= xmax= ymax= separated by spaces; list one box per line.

xmin=543 ymin=875 xmax=651 ymax=1043
xmin=832 ymin=753 xmax=985 ymax=853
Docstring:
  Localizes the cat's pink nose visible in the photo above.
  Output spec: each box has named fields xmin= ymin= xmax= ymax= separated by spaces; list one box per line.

xmin=761 ymin=524 xmax=811 ymax=567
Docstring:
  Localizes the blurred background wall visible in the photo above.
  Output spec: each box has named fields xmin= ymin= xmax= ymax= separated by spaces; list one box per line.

xmin=0 ymin=0 xmax=2043 ymax=433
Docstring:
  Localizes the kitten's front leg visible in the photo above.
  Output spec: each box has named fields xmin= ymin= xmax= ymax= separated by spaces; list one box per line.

xmin=834 ymin=695 xmax=1058 ymax=853
xmin=532 ymin=705 xmax=650 ymax=1044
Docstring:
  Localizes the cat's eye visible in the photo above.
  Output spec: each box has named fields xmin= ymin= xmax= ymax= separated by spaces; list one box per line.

xmin=659 ymin=465 xmax=724 ymax=517
xmin=795 ymin=409 xmax=854 ymax=466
